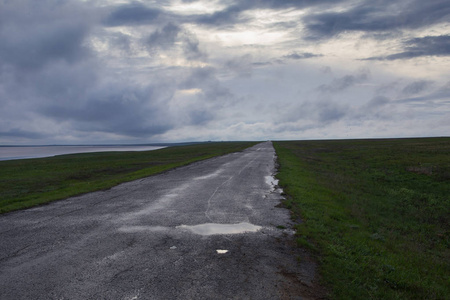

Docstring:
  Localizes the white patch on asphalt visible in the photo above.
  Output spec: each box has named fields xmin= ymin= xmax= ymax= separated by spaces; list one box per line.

xmin=118 ymin=226 xmax=169 ymax=233
xmin=193 ymin=169 xmax=222 ymax=180
xmin=96 ymin=250 xmax=126 ymax=266
xmin=124 ymin=290 xmax=141 ymax=300
xmin=177 ymin=222 xmax=262 ymax=235
xmin=216 ymin=250 xmax=228 ymax=254
xmin=119 ymin=182 xmax=191 ymax=221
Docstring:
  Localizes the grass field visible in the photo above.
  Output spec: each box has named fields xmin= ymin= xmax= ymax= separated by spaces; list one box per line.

xmin=0 ymin=142 xmax=256 ymax=214
xmin=274 ymin=138 xmax=449 ymax=299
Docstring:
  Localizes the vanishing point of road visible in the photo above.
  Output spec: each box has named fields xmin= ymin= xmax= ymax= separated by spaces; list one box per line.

xmin=0 ymin=142 xmax=318 ymax=299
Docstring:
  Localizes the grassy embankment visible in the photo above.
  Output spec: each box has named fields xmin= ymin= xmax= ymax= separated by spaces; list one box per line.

xmin=0 ymin=142 xmax=257 ymax=214
xmin=274 ymin=138 xmax=449 ymax=299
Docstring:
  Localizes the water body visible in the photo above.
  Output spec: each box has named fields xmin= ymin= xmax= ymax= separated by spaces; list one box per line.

xmin=0 ymin=145 xmax=166 ymax=161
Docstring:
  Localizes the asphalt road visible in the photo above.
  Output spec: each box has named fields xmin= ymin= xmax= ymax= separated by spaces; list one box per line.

xmin=0 ymin=142 xmax=317 ymax=299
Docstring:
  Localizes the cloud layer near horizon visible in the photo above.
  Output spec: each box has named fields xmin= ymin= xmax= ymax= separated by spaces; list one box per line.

xmin=1 ymin=0 xmax=449 ymax=144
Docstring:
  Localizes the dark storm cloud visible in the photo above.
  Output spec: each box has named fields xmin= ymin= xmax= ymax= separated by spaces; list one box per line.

xmin=317 ymin=68 xmax=370 ymax=93
xmin=144 ymin=23 xmax=206 ymax=60
xmin=146 ymin=23 xmax=181 ymax=49
xmin=103 ymin=2 xmax=162 ymax=26
xmin=0 ymin=0 xmax=189 ymax=141
xmin=0 ymin=1 xmax=92 ymax=71
xmin=365 ymin=35 xmax=450 ymax=60
xmin=191 ymin=0 xmax=343 ymax=27
xmin=0 ymin=128 xmax=45 ymax=139
xmin=41 ymin=85 xmax=174 ymax=137
xmin=304 ymin=0 xmax=450 ymax=40
xmin=181 ymin=31 xmax=206 ymax=60
xmin=0 ymin=24 xmax=89 ymax=71
xmin=1 ymin=0 xmax=448 ymax=143
xmin=194 ymin=4 xmax=249 ymax=26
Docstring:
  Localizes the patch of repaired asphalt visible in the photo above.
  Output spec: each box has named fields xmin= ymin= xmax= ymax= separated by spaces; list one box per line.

xmin=0 ymin=142 xmax=323 ymax=299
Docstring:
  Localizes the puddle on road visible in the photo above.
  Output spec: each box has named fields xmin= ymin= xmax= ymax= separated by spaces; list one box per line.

xmin=265 ymin=175 xmax=279 ymax=191
xmin=177 ymin=222 xmax=262 ymax=235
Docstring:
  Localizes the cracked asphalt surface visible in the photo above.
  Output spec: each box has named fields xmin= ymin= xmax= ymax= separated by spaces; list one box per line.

xmin=0 ymin=142 xmax=317 ymax=299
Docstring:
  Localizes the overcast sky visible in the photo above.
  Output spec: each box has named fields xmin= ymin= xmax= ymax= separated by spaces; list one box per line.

xmin=1 ymin=0 xmax=449 ymax=144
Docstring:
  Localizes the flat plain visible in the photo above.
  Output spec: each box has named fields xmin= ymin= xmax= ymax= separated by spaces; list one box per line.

xmin=0 ymin=142 xmax=256 ymax=213
xmin=274 ymin=137 xmax=449 ymax=299
xmin=1 ymin=138 xmax=448 ymax=299
xmin=0 ymin=142 xmax=315 ymax=299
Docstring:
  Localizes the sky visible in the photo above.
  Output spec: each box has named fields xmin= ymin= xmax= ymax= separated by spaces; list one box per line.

xmin=0 ymin=0 xmax=449 ymax=144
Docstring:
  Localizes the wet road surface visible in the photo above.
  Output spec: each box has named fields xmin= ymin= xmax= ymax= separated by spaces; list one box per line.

xmin=0 ymin=142 xmax=317 ymax=299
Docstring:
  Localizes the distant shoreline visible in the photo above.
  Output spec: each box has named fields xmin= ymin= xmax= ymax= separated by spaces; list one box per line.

xmin=0 ymin=142 xmax=200 ymax=147
xmin=0 ymin=145 xmax=169 ymax=161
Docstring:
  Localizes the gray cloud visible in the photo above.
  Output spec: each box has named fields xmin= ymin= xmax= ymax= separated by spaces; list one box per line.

xmin=317 ymin=68 xmax=370 ymax=93
xmin=282 ymin=98 xmax=349 ymax=126
xmin=366 ymin=95 xmax=390 ymax=108
xmin=0 ymin=24 xmax=89 ymax=71
xmin=402 ymin=80 xmax=433 ymax=96
xmin=283 ymin=52 xmax=323 ymax=60
xmin=182 ymin=31 xmax=206 ymax=60
xmin=0 ymin=1 xmax=92 ymax=72
xmin=0 ymin=128 xmax=46 ymax=140
xmin=365 ymin=35 xmax=450 ymax=60
xmin=304 ymin=0 xmax=450 ymax=40
xmin=190 ymin=0 xmax=343 ymax=27
xmin=0 ymin=0 xmax=219 ymax=142
xmin=396 ymin=81 xmax=450 ymax=104
xmin=146 ymin=23 xmax=181 ymax=49
xmin=356 ymin=95 xmax=394 ymax=121
xmin=193 ymin=4 xmax=250 ymax=26
xmin=316 ymin=100 xmax=348 ymax=123
xmin=145 ymin=23 xmax=206 ymax=60
xmin=1 ymin=0 xmax=448 ymax=144
xmin=225 ymin=54 xmax=253 ymax=77
xmin=103 ymin=2 xmax=162 ymax=27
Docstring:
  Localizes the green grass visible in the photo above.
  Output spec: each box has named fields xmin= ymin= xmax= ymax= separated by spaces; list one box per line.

xmin=0 ymin=142 xmax=257 ymax=214
xmin=273 ymin=138 xmax=449 ymax=299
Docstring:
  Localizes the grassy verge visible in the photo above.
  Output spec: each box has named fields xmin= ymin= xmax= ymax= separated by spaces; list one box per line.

xmin=273 ymin=138 xmax=449 ymax=299
xmin=0 ymin=142 xmax=257 ymax=214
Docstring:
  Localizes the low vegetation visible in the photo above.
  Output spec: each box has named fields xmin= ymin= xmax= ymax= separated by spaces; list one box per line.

xmin=274 ymin=138 xmax=449 ymax=299
xmin=0 ymin=142 xmax=256 ymax=214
